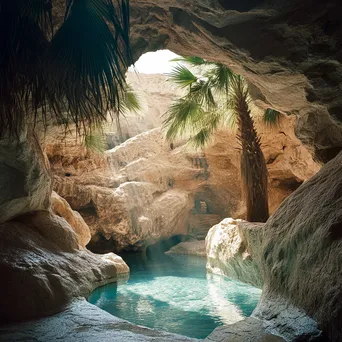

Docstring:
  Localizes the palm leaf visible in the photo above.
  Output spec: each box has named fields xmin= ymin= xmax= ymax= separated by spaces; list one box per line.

xmin=263 ymin=108 xmax=282 ymax=126
xmin=118 ymin=85 xmax=142 ymax=115
xmin=163 ymin=97 xmax=204 ymax=141
xmin=0 ymin=0 xmax=131 ymax=138
xmin=166 ymin=64 xmax=198 ymax=88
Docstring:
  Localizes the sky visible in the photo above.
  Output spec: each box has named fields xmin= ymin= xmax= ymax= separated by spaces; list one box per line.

xmin=128 ymin=50 xmax=181 ymax=74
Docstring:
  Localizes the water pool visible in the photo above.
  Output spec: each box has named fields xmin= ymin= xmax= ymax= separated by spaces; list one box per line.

xmin=88 ymin=253 xmax=261 ymax=339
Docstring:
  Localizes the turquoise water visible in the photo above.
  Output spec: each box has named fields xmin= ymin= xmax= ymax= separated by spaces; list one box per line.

xmin=88 ymin=253 xmax=261 ymax=339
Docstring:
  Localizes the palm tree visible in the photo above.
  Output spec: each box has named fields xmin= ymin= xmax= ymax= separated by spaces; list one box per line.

xmin=163 ymin=57 xmax=281 ymax=223
xmin=0 ymin=0 xmax=131 ymax=138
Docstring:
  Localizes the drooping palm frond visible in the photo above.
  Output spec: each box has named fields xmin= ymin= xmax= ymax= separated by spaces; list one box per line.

xmin=0 ymin=0 xmax=132 ymax=138
xmin=206 ymin=63 xmax=235 ymax=96
xmin=115 ymin=84 xmax=142 ymax=141
xmin=166 ymin=64 xmax=198 ymax=88
xmin=118 ymin=85 xmax=142 ymax=115
xmin=263 ymin=108 xmax=282 ymax=126
xmin=163 ymin=96 xmax=205 ymax=142
xmin=84 ymin=132 xmax=106 ymax=153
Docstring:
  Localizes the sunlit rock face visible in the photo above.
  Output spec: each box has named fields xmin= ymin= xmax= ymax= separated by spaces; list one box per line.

xmin=130 ymin=0 xmax=342 ymax=163
xmin=205 ymin=218 xmax=264 ymax=288
xmin=253 ymin=151 xmax=342 ymax=342
xmin=51 ymin=191 xmax=91 ymax=248
xmin=46 ymin=72 xmax=319 ymax=252
xmin=0 ymin=210 xmax=129 ymax=323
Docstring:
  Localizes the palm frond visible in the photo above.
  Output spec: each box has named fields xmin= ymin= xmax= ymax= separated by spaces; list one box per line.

xmin=263 ymin=108 xmax=282 ymax=126
xmin=84 ymin=132 xmax=106 ymax=153
xmin=163 ymin=97 xmax=204 ymax=141
xmin=166 ymin=64 xmax=197 ymax=88
xmin=206 ymin=63 xmax=235 ymax=95
xmin=119 ymin=85 xmax=142 ymax=115
xmin=0 ymin=0 xmax=131 ymax=138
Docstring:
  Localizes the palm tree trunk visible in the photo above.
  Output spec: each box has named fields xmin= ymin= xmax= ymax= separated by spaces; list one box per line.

xmin=234 ymin=80 xmax=269 ymax=222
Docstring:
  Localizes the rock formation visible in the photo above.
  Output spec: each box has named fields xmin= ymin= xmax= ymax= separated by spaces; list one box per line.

xmin=254 ymin=151 xmax=342 ymax=342
xmin=46 ymin=72 xmax=319 ymax=252
xmin=0 ymin=210 xmax=129 ymax=323
xmin=51 ymin=191 xmax=91 ymax=248
xmin=130 ymin=0 xmax=342 ymax=163
xmin=205 ymin=218 xmax=264 ymax=288
xmin=0 ymin=132 xmax=52 ymax=224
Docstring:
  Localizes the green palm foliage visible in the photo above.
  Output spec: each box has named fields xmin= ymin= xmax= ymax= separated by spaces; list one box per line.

xmin=164 ymin=57 xmax=275 ymax=222
xmin=115 ymin=84 xmax=142 ymax=141
xmin=84 ymin=83 xmax=141 ymax=151
xmin=0 ymin=0 xmax=131 ymax=138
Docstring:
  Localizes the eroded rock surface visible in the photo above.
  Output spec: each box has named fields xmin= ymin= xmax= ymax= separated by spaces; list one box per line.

xmin=130 ymin=0 xmax=342 ymax=163
xmin=0 ymin=299 xmax=197 ymax=342
xmin=253 ymin=151 xmax=342 ymax=342
xmin=0 ymin=132 xmax=52 ymax=223
xmin=166 ymin=240 xmax=206 ymax=257
xmin=0 ymin=211 xmax=129 ymax=323
xmin=51 ymin=191 xmax=91 ymax=248
xmin=206 ymin=218 xmax=264 ymax=288
xmin=47 ymin=72 xmax=319 ymax=252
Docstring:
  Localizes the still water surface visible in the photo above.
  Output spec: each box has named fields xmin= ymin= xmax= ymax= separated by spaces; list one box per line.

xmin=88 ymin=253 xmax=261 ymax=339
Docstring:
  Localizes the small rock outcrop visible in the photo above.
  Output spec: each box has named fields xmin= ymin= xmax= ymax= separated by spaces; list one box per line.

xmin=205 ymin=218 xmax=264 ymax=288
xmin=51 ymin=191 xmax=91 ymax=248
xmin=0 ymin=210 xmax=129 ymax=323
xmin=166 ymin=240 xmax=206 ymax=257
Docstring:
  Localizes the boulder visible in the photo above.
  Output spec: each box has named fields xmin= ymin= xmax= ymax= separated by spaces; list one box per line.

xmin=253 ymin=151 xmax=342 ymax=342
xmin=166 ymin=240 xmax=206 ymax=257
xmin=0 ymin=211 xmax=129 ymax=323
xmin=205 ymin=218 xmax=264 ymax=288
xmin=51 ymin=191 xmax=91 ymax=248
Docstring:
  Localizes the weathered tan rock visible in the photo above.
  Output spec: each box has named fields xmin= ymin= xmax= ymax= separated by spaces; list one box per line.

xmin=47 ymin=73 xmax=319 ymax=252
xmin=51 ymin=191 xmax=91 ymax=248
xmin=0 ymin=132 xmax=52 ymax=223
xmin=253 ymin=151 xmax=342 ymax=342
xmin=205 ymin=218 xmax=263 ymax=288
xmin=0 ymin=211 xmax=129 ymax=323
xmin=129 ymin=0 xmax=342 ymax=163
xmin=166 ymin=240 xmax=206 ymax=257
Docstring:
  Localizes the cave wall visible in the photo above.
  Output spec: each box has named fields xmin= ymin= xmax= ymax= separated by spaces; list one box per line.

xmin=129 ymin=0 xmax=342 ymax=163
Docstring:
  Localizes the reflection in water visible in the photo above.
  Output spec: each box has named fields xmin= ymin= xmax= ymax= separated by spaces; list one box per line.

xmin=88 ymin=253 xmax=261 ymax=339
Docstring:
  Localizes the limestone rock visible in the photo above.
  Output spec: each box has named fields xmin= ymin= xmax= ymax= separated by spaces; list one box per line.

xmin=129 ymin=0 xmax=342 ymax=162
xmin=205 ymin=317 xmax=285 ymax=342
xmin=49 ymin=113 xmax=319 ymax=252
xmin=0 ymin=211 xmax=129 ymax=323
xmin=0 ymin=299 xmax=197 ymax=342
xmin=166 ymin=240 xmax=206 ymax=257
xmin=0 ymin=132 xmax=52 ymax=223
xmin=251 ymin=151 xmax=342 ymax=341
xmin=206 ymin=218 xmax=263 ymax=288
xmin=51 ymin=191 xmax=91 ymax=248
